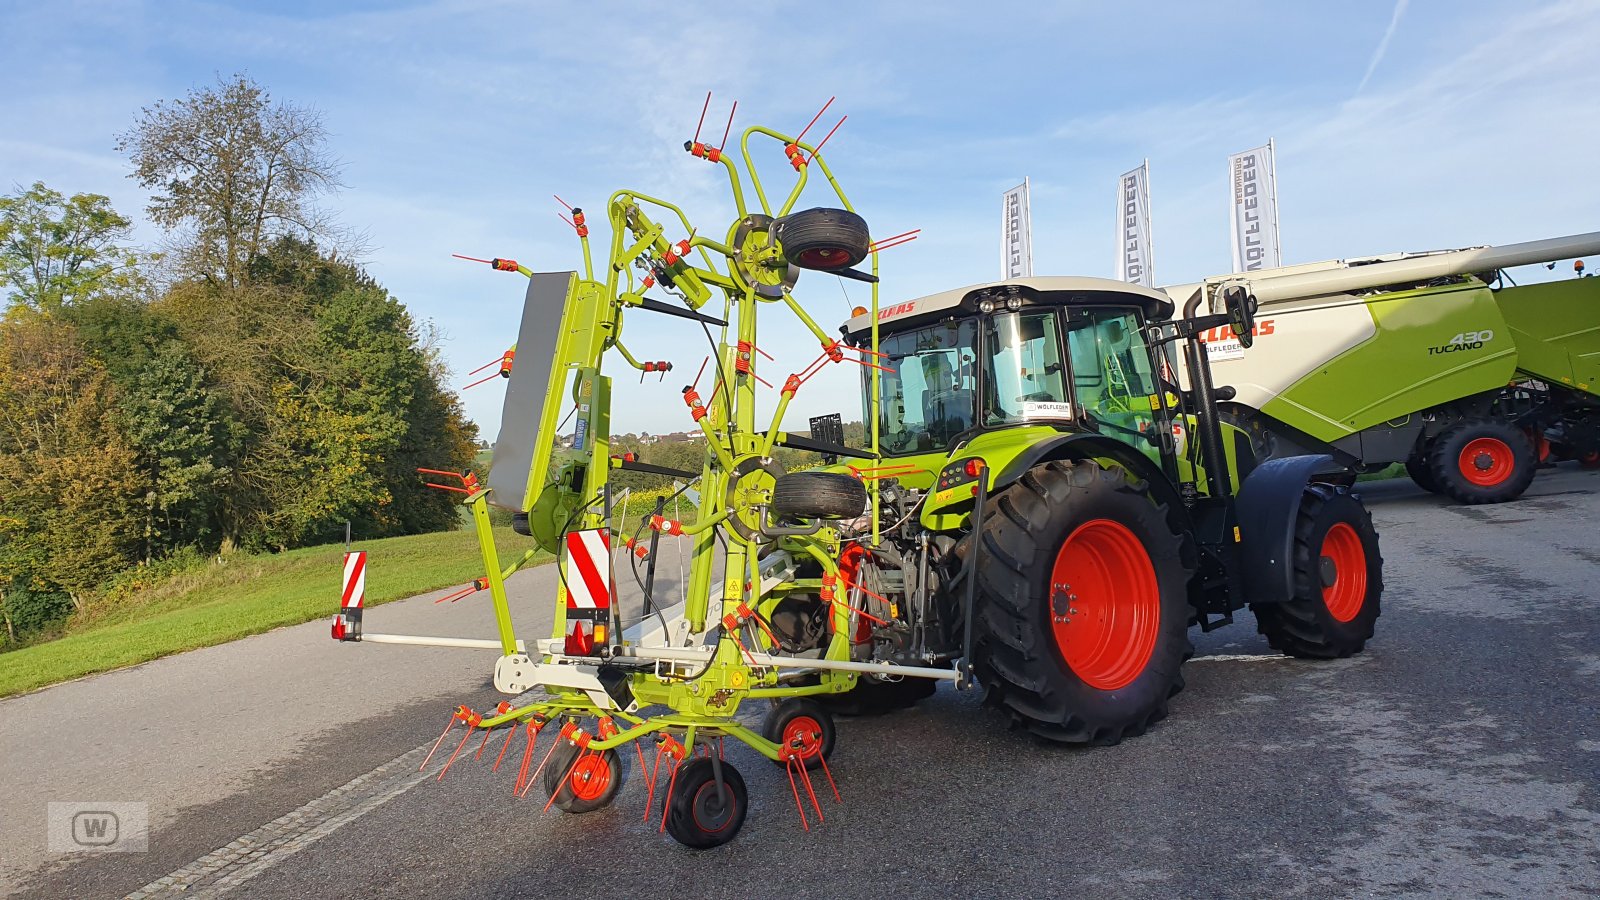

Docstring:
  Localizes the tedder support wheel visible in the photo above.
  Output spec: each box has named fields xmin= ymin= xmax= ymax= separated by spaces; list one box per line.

xmin=1426 ymin=419 xmax=1536 ymax=504
xmin=771 ymin=471 xmax=868 ymax=520
xmin=1251 ymin=482 xmax=1384 ymax=659
xmin=543 ymin=741 xmax=625 ymax=814
xmin=663 ymin=757 xmax=748 ymax=849
xmin=972 ymin=459 xmax=1193 ymax=745
xmin=761 ymin=698 xmax=836 ymax=770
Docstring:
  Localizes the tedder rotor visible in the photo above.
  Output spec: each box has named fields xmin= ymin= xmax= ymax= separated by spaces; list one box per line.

xmin=333 ymin=103 xmax=1386 ymax=848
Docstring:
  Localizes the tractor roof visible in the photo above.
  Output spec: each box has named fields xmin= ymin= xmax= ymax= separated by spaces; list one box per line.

xmin=842 ymin=276 xmax=1175 ymax=338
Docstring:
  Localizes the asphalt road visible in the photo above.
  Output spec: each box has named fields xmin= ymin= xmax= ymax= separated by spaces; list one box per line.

xmin=7 ymin=464 xmax=1599 ymax=899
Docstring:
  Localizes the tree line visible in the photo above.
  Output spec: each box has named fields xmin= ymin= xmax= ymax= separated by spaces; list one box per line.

xmin=0 ymin=76 xmax=476 ymax=646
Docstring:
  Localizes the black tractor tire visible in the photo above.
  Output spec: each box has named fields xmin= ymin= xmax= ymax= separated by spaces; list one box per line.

xmin=760 ymin=698 xmax=836 ymax=770
xmin=971 ymin=459 xmax=1193 ymax=746
xmin=1251 ymin=483 xmax=1383 ymax=659
xmin=771 ymin=471 xmax=867 ymax=520
xmin=776 ymin=207 xmax=870 ymax=271
xmin=815 ymin=673 xmax=938 ymax=717
xmin=542 ymin=741 xmax=625 ymax=814
xmin=1404 ymin=442 xmax=1441 ymax=494
xmin=1426 ymin=419 xmax=1536 ymax=504
xmin=662 ymin=757 xmax=748 ymax=849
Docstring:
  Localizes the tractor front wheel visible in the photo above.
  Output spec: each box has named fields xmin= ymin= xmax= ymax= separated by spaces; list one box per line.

xmin=1251 ymin=483 xmax=1383 ymax=659
xmin=972 ymin=460 xmax=1193 ymax=745
xmin=1426 ymin=419 xmax=1536 ymax=504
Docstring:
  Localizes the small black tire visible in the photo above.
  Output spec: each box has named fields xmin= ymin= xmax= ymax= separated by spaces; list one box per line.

xmin=1426 ymin=419 xmax=1536 ymax=504
xmin=776 ymin=207 xmax=870 ymax=271
xmin=760 ymin=698 xmax=835 ymax=770
xmin=1251 ymin=483 xmax=1383 ymax=659
xmin=815 ymin=673 xmax=937 ymax=716
xmin=542 ymin=741 xmax=625 ymax=814
xmin=663 ymin=758 xmax=748 ymax=849
xmin=972 ymin=459 xmax=1194 ymax=746
xmin=771 ymin=471 xmax=867 ymax=519
xmin=1404 ymin=443 xmax=1441 ymax=494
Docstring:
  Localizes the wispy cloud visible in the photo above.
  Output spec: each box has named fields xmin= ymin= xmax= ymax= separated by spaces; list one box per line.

xmin=1357 ymin=0 xmax=1410 ymax=94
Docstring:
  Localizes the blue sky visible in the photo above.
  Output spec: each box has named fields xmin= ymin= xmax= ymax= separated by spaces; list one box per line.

xmin=3 ymin=0 xmax=1596 ymax=439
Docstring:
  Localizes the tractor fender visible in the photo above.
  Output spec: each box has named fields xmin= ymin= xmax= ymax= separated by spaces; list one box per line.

xmin=1235 ymin=453 xmax=1341 ymax=606
xmin=991 ymin=433 xmax=1195 ymax=537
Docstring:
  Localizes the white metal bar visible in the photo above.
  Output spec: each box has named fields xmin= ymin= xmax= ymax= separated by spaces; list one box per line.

xmin=359 ymin=633 xmax=527 ymax=651
xmin=610 ymin=645 xmax=960 ymax=681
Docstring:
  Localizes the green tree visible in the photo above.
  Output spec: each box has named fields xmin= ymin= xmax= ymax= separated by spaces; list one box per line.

xmin=117 ymin=74 xmax=347 ymax=289
xmin=0 ymin=182 xmax=139 ymax=313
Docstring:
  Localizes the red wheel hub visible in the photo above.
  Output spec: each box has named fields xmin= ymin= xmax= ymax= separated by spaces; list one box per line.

xmin=1048 ymin=519 xmax=1161 ymax=691
xmin=567 ymin=752 xmax=613 ymax=802
xmin=795 ymin=246 xmax=853 ymax=269
xmin=781 ymin=716 xmax=824 ymax=760
xmin=1319 ymin=522 xmax=1367 ymax=623
xmin=1458 ymin=437 xmax=1514 ymax=486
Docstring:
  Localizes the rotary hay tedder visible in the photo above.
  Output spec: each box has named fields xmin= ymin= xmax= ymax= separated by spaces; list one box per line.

xmin=333 ymin=101 xmax=1386 ymax=848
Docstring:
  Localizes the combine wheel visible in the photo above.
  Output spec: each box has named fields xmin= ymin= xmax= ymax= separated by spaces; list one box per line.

xmin=1404 ymin=442 xmax=1441 ymax=494
xmin=1252 ymin=483 xmax=1383 ymax=659
xmin=761 ymin=698 xmax=835 ymax=770
xmin=543 ymin=742 xmax=625 ymax=814
xmin=1426 ymin=419 xmax=1536 ymax=504
xmin=663 ymin=758 xmax=748 ymax=849
xmin=972 ymin=460 xmax=1193 ymax=746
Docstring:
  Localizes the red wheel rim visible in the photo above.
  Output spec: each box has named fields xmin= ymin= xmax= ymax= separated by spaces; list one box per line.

xmin=1048 ymin=519 xmax=1161 ymax=691
xmin=1320 ymin=522 xmax=1367 ymax=623
xmin=795 ymin=246 xmax=854 ymax=269
xmin=690 ymin=781 xmax=738 ymax=833
xmin=781 ymin=716 xmax=824 ymax=760
xmin=1458 ymin=437 xmax=1514 ymax=486
xmin=567 ymin=752 xmax=612 ymax=802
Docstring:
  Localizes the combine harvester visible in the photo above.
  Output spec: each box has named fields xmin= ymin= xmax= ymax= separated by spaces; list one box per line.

xmin=1167 ymin=235 xmax=1600 ymax=503
xmin=334 ymin=106 xmax=1385 ymax=848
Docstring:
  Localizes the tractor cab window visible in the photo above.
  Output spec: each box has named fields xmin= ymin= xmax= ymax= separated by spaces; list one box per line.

xmin=875 ymin=319 xmax=979 ymax=455
xmin=1065 ymin=307 xmax=1160 ymax=439
xmin=981 ymin=310 xmax=1072 ymax=425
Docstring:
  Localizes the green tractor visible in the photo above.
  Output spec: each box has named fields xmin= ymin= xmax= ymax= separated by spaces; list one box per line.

xmin=339 ymin=111 xmax=1384 ymax=847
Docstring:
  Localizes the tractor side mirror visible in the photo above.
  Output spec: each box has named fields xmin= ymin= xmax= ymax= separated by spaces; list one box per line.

xmin=1222 ymin=285 xmax=1258 ymax=348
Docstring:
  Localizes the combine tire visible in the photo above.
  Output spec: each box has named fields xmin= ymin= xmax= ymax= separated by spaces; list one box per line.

xmin=543 ymin=742 xmax=624 ymax=814
xmin=971 ymin=460 xmax=1192 ymax=745
xmin=662 ymin=758 xmax=748 ymax=849
xmin=1404 ymin=444 xmax=1441 ymax=494
xmin=1426 ymin=419 xmax=1536 ymax=504
xmin=1252 ymin=483 xmax=1383 ymax=659
xmin=771 ymin=472 xmax=867 ymax=519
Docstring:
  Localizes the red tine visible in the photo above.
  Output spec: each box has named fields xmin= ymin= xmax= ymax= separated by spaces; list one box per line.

xmin=553 ymin=194 xmax=572 ymax=211
xmin=795 ymin=96 xmax=835 ymax=145
xmin=693 ymin=91 xmax=712 ymax=144
xmin=419 ymin=711 xmax=459 ymax=772
xmin=451 ymin=253 xmax=492 ymax=264
xmin=719 ymin=100 xmax=738 ymax=150
xmin=868 ymin=229 xmax=921 ymax=250
xmin=786 ymin=758 xmax=810 ymax=832
xmin=491 ymin=723 xmax=520 ymax=773
xmin=805 ymin=116 xmax=847 ymax=165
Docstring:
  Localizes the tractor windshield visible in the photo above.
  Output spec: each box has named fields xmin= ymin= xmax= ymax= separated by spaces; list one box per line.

xmin=1063 ymin=307 xmax=1161 ymax=436
xmin=875 ymin=319 xmax=979 ymax=455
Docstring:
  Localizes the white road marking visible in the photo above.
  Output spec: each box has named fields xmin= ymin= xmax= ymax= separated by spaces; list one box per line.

xmin=126 ymin=739 xmax=437 ymax=898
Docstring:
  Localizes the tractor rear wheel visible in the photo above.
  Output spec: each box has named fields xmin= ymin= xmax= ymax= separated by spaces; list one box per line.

xmin=1426 ymin=419 xmax=1536 ymax=504
xmin=1251 ymin=483 xmax=1383 ymax=659
xmin=972 ymin=460 xmax=1193 ymax=745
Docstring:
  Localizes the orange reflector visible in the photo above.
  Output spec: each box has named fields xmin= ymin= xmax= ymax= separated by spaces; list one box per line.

xmin=851 ymin=305 xmax=868 ymax=317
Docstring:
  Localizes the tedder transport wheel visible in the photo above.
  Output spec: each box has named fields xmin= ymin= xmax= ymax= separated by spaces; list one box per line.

xmin=1252 ymin=483 xmax=1384 ymax=659
xmin=663 ymin=758 xmax=748 ymax=849
xmin=972 ymin=460 xmax=1192 ymax=745
xmin=816 ymin=673 xmax=937 ymax=717
xmin=1426 ymin=419 xmax=1536 ymax=504
xmin=543 ymin=741 xmax=625 ymax=814
xmin=761 ymin=698 xmax=836 ymax=770
xmin=775 ymin=207 xmax=871 ymax=272
xmin=771 ymin=471 xmax=868 ymax=520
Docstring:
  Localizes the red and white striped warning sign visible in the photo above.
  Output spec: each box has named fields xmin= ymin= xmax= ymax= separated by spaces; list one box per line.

xmin=342 ymin=551 xmax=367 ymax=609
xmin=563 ymin=529 xmax=611 ymax=610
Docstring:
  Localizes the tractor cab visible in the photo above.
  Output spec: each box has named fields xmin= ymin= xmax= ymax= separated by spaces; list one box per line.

xmin=845 ymin=278 xmax=1179 ymax=474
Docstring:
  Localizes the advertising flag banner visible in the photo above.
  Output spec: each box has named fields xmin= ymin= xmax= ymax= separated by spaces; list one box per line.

xmin=1117 ymin=163 xmax=1153 ymax=287
xmin=1228 ymin=140 xmax=1282 ymax=272
xmin=1002 ymin=179 xmax=1033 ymax=279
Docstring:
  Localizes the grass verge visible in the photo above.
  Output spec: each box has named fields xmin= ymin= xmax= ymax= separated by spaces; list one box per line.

xmin=0 ymin=527 xmax=546 ymax=698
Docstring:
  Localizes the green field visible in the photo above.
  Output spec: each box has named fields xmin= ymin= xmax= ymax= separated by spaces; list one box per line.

xmin=0 ymin=527 xmax=546 ymax=698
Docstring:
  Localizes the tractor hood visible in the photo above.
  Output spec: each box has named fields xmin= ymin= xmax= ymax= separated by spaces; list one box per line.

xmin=843 ymin=276 xmax=1175 ymax=340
